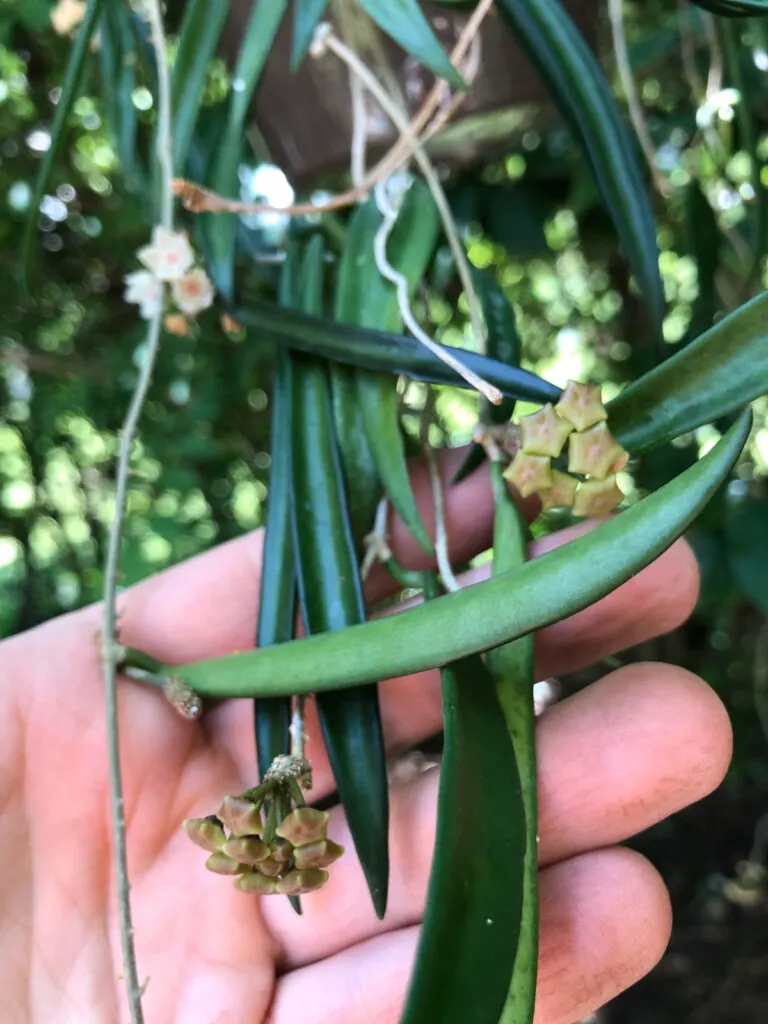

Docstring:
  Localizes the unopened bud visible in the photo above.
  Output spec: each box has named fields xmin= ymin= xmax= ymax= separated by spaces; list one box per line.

xmin=205 ymin=852 xmax=245 ymax=876
xmin=572 ymin=476 xmax=624 ymax=518
xmin=276 ymin=807 xmax=330 ymax=847
xmin=164 ymin=313 xmax=191 ymax=337
xmin=275 ymin=869 xmax=330 ymax=896
xmin=519 ymin=404 xmax=573 ymax=458
xmin=256 ymin=856 xmax=284 ymax=877
xmin=223 ymin=836 xmax=269 ymax=866
xmin=217 ymin=795 xmax=263 ymax=837
xmin=568 ymin=423 xmax=628 ymax=480
xmin=503 ymin=452 xmax=553 ymax=499
xmin=555 ymin=380 xmax=607 ymax=432
xmin=269 ymin=837 xmax=295 ymax=864
xmin=293 ymin=838 xmax=345 ymax=870
xmin=236 ymin=870 xmax=277 ymax=895
xmin=182 ymin=816 xmax=226 ymax=853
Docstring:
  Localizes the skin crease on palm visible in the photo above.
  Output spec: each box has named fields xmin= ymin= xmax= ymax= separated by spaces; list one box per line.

xmin=0 ymin=446 xmax=732 ymax=1024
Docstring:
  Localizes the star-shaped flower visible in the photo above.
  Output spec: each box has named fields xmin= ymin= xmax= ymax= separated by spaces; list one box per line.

xmin=171 ymin=267 xmax=215 ymax=316
xmin=124 ymin=270 xmax=163 ymax=320
xmin=572 ymin=476 xmax=624 ymax=518
xmin=138 ymin=226 xmax=195 ymax=282
xmin=519 ymin=403 xmax=573 ymax=458
xmin=555 ymin=380 xmax=608 ymax=432
xmin=568 ymin=422 xmax=629 ymax=480
xmin=539 ymin=470 xmax=579 ymax=511
xmin=503 ymin=452 xmax=553 ymax=498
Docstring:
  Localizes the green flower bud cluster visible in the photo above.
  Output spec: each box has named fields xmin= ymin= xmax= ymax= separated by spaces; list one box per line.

xmin=503 ymin=380 xmax=629 ymax=518
xmin=182 ymin=757 xmax=344 ymax=896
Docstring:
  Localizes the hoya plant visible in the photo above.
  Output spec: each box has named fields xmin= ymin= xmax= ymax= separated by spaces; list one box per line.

xmin=21 ymin=0 xmax=768 ymax=1021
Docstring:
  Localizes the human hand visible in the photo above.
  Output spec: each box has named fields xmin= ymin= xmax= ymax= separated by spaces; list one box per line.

xmin=0 ymin=449 xmax=731 ymax=1024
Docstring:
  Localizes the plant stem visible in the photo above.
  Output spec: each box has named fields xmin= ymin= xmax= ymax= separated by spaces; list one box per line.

xmin=289 ymin=695 xmax=307 ymax=760
xmin=608 ymin=0 xmax=669 ymax=197
xmin=325 ymin=31 xmax=491 ymax=362
xmin=100 ymin=2 xmax=173 ymax=1021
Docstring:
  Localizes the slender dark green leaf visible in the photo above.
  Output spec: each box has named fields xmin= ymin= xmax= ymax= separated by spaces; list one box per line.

xmin=358 ymin=0 xmax=465 ymax=87
xmin=291 ymin=237 xmax=390 ymax=918
xmin=488 ymin=463 xmax=538 ymax=1024
xmin=453 ymin=268 xmax=521 ymax=483
xmin=173 ymin=412 xmax=751 ymax=697
xmin=680 ymin=181 xmax=720 ymax=347
xmin=234 ymin=297 xmax=563 ymax=404
xmin=291 ymin=0 xmax=329 ymax=70
xmin=401 ymin=581 xmax=525 ymax=1024
xmin=608 ymin=291 xmax=768 ymax=452
xmin=337 ymin=184 xmax=440 ymax=333
xmin=21 ymin=0 xmax=103 ymax=287
xmin=726 ymin=498 xmax=768 ymax=614
xmin=99 ymin=1 xmax=142 ymax=191
xmin=495 ymin=0 xmax=664 ymax=332
xmin=202 ymin=0 xmax=288 ymax=298
xmin=358 ymin=373 xmax=433 ymax=553
xmin=687 ymin=0 xmax=768 ymax=17
xmin=328 ymin=366 xmax=382 ymax=548
xmin=719 ymin=19 xmax=766 ymax=298
xmin=336 ymin=186 xmax=440 ymax=553
xmin=254 ymin=252 xmax=301 ymax=785
xmin=171 ymin=0 xmax=231 ymax=175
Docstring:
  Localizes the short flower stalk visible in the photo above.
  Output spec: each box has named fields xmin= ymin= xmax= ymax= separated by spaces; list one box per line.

xmin=183 ymin=755 xmax=344 ymax=897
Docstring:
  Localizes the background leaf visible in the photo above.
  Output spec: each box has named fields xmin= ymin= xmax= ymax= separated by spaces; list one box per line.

xmin=357 ymin=0 xmax=465 ymax=87
xmin=21 ymin=0 xmax=103 ymax=285
xmin=171 ymin=0 xmax=231 ymax=175
xmin=290 ymin=0 xmax=329 ymax=70
xmin=726 ymin=498 xmax=768 ymax=614
xmin=495 ymin=0 xmax=664 ymax=333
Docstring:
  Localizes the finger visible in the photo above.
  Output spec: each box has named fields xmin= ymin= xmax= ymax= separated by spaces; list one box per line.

xmin=268 ymin=847 xmax=672 ymax=1024
xmin=262 ymin=663 xmax=729 ymax=967
xmin=363 ymin=530 xmax=699 ymax=768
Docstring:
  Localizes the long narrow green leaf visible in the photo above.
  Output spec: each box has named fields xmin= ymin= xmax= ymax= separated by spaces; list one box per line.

xmin=688 ymin=0 xmax=768 ymax=17
xmin=608 ymin=291 xmax=768 ymax=452
xmin=488 ymin=463 xmax=538 ymax=1024
xmin=680 ymin=181 xmax=721 ymax=347
xmin=401 ymin=580 xmax=525 ymax=1024
xmin=234 ymin=297 xmax=563 ymax=405
xmin=291 ymin=238 xmax=390 ymax=918
xmin=171 ymin=0 xmax=231 ymax=175
xmin=358 ymin=0 xmax=465 ymax=87
xmin=99 ymin=1 xmax=142 ymax=191
xmin=21 ymin=0 xmax=104 ymax=287
xmin=453 ymin=268 xmax=521 ymax=483
xmin=172 ymin=412 xmax=751 ymax=696
xmin=202 ymin=0 xmax=288 ymax=298
xmin=719 ymin=19 xmax=766 ymax=298
xmin=337 ymin=186 xmax=440 ymax=553
xmin=254 ymin=252 xmax=301 ymax=784
xmin=495 ymin=0 xmax=664 ymax=332
xmin=291 ymin=0 xmax=330 ymax=70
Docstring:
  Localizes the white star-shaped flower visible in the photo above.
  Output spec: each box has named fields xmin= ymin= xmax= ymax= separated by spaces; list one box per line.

xmin=124 ymin=270 xmax=163 ymax=320
xmin=171 ymin=268 xmax=215 ymax=316
xmin=138 ymin=226 xmax=195 ymax=282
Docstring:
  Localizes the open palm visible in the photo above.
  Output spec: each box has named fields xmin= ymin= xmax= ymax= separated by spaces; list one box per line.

xmin=0 ymin=453 xmax=731 ymax=1024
